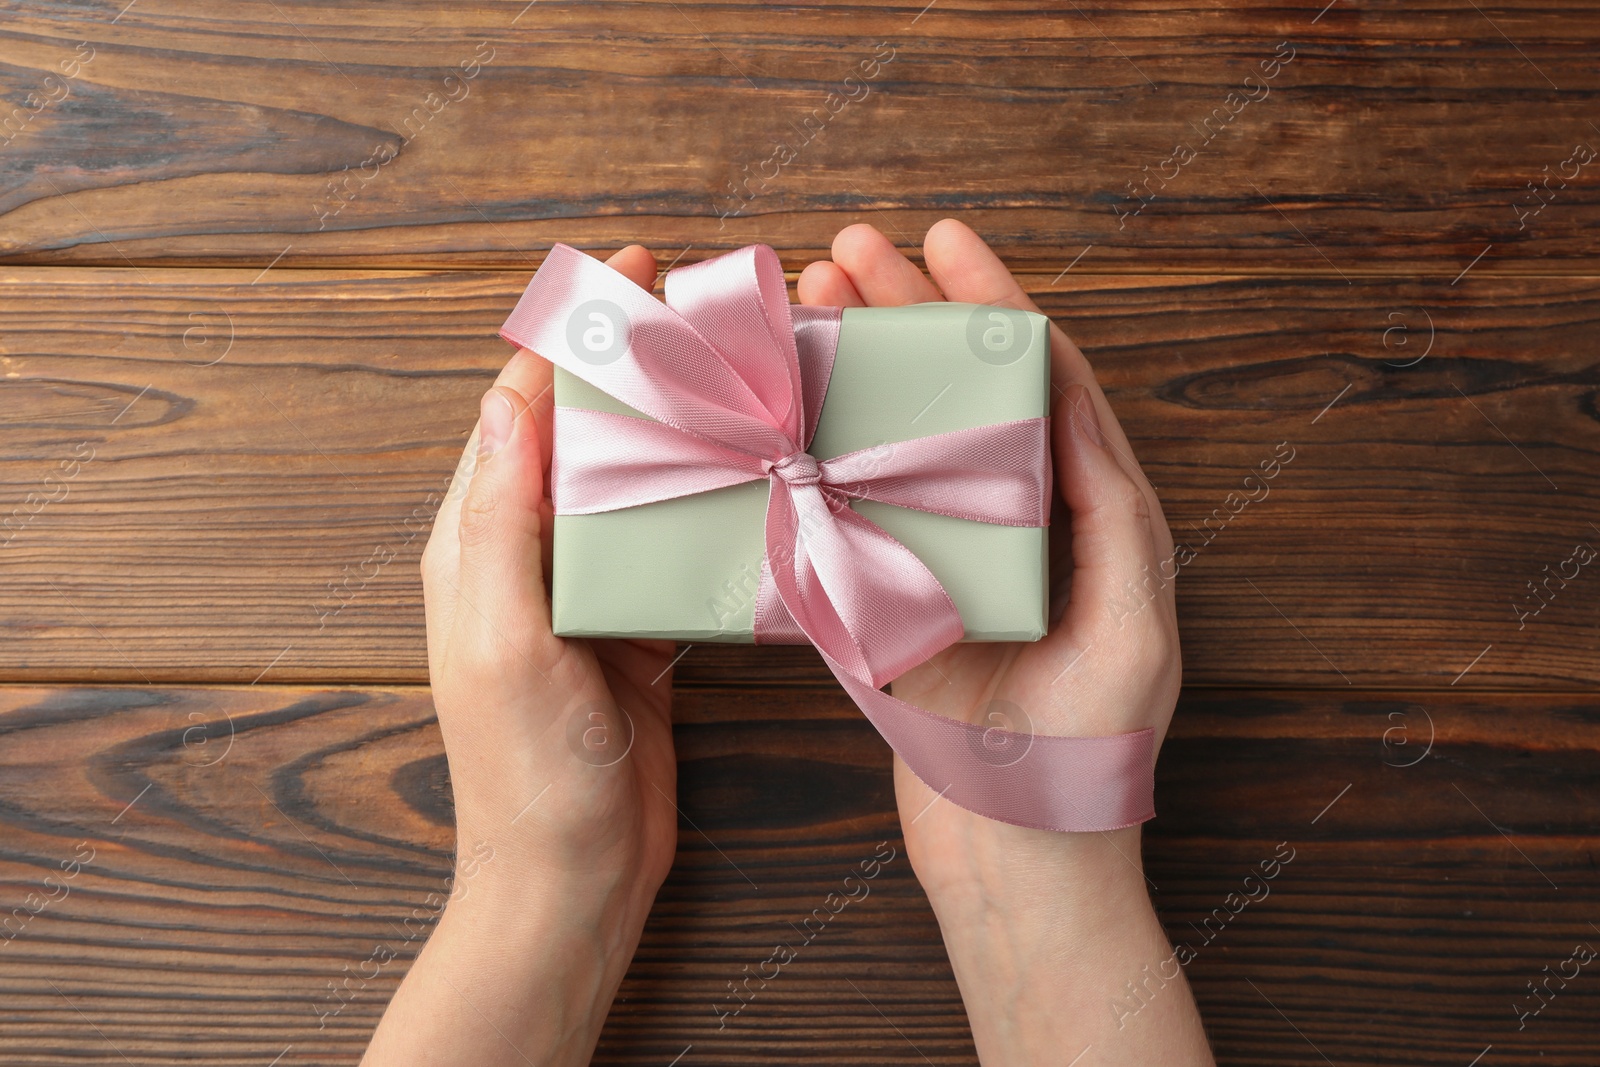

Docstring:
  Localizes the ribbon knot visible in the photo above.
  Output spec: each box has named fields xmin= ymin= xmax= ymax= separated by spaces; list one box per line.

xmin=767 ymin=451 xmax=821 ymax=486
xmin=498 ymin=241 xmax=1156 ymax=834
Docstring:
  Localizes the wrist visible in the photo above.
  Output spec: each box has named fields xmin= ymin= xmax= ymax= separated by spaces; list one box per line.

xmin=447 ymin=759 xmax=676 ymax=902
xmin=903 ymin=810 xmax=1211 ymax=1064
xmin=361 ymin=823 xmax=665 ymax=1067
xmin=446 ymin=832 xmax=661 ymax=949
xmin=414 ymin=850 xmax=658 ymax=1067
xmin=905 ymin=795 xmax=1148 ymax=913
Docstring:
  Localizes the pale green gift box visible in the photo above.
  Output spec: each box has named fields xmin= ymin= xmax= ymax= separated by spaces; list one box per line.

xmin=550 ymin=301 xmax=1051 ymax=643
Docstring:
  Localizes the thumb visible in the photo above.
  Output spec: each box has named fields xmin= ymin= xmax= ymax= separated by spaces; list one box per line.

xmin=1053 ymin=384 xmax=1162 ymax=625
xmin=450 ymin=384 xmax=559 ymax=669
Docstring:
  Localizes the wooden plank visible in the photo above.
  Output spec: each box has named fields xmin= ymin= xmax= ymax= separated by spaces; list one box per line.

xmin=1 ymin=3 xmax=1599 ymax=272
xmin=3 ymin=267 xmax=1595 ymax=688
xmin=0 ymin=684 xmax=1595 ymax=1065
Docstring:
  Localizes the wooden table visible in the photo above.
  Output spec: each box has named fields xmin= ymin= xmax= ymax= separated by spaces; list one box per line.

xmin=2 ymin=3 xmax=1597 ymax=1064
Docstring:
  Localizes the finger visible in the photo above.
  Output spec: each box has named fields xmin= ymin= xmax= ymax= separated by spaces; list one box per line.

xmin=490 ymin=351 xmax=555 ymax=481
xmin=425 ymin=246 xmax=657 ymax=681
xmin=450 ymin=383 xmax=562 ymax=674
xmin=1052 ymin=384 xmax=1163 ymax=639
xmin=830 ymin=223 xmax=944 ymax=307
xmin=494 ymin=244 xmax=661 ymax=483
xmin=797 ymin=259 xmax=866 ymax=307
xmin=467 ymin=241 xmax=659 ymax=579
xmin=421 ymin=418 xmax=482 ymax=679
xmin=923 ymin=217 xmax=1122 ymax=431
xmin=923 ymin=218 xmax=1173 ymax=559
xmin=605 ymin=243 xmax=659 ymax=293
xmin=424 ymin=354 xmax=550 ymax=613
xmin=921 ymin=217 xmax=1043 ymax=312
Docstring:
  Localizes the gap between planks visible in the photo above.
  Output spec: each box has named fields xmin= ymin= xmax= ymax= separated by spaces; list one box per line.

xmin=7 ymin=262 xmax=1600 ymax=281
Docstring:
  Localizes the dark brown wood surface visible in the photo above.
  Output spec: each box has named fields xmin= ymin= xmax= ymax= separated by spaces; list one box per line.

xmin=1 ymin=1 xmax=1600 ymax=272
xmin=1 ymin=685 xmax=1595 ymax=1066
xmin=3 ymin=1 xmax=1598 ymax=1064
xmin=1 ymin=268 xmax=1595 ymax=688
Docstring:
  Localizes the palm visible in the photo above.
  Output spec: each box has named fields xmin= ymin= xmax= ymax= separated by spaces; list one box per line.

xmin=421 ymin=243 xmax=689 ymax=892
xmin=586 ymin=637 xmax=679 ymax=878
xmin=795 ymin=220 xmax=1180 ymax=843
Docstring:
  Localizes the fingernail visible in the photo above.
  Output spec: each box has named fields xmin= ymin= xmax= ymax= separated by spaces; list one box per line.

xmin=478 ymin=388 xmax=515 ymax=457
xmin=1069 ymin=387 xmax=1105 ymax=448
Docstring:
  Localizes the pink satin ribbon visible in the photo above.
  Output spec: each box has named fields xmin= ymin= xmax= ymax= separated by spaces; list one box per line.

xmin=500 ymin=242 xmax=1155 ymax=832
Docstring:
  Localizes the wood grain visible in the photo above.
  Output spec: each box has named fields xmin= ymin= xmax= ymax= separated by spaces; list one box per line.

xmin=1 ymin=2 xmax=1599 ymax=272
xmin=1 ymin=267 xmax=1595 ymax=688
xmin=0 ymin=684 xmax=1595 ymax=1065
xmin=4 ymin=3 xmax=1597 ymax=1064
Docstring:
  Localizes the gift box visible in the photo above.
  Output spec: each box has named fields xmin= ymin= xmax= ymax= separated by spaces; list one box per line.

xmin=499 ymin=243 xmax=1156 ymax=835
xmin=547 ymin=300 xmax=1051 ymax=643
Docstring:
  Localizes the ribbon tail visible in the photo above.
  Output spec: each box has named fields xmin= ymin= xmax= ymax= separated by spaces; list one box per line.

xmin=768 ymin=480 xmax=963 ymax=686
xmin=761 ymin=470 xmax=1152 ymax=831
xmin=751 ymin=556 xmax=809 ymax=644
xmin=827 ymin=652 xmax=1156 ymax=832
xmin=762 ymin=475 xmax=1155 ymax=832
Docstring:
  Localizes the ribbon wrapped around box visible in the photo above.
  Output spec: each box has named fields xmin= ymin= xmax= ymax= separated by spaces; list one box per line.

xmin=499 ymin=242 xmax=1154 ymax=832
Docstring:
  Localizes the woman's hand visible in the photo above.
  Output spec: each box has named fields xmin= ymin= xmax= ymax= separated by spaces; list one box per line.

xmin=799 ymin=220 xmax=1211 ymax=1065
xmin=363 ymin=245 xmax=678 ymax=1067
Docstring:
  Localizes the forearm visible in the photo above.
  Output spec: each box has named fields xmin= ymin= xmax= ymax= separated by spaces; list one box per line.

xmin=913 ymin=821 xmax=1213 ymax=1066
xmin=362 ymin=861 xmax=656 ymax=1067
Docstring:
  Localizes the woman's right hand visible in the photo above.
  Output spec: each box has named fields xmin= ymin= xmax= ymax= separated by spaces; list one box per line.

xmin=364 ymin=244 xmax=681 ymax=1067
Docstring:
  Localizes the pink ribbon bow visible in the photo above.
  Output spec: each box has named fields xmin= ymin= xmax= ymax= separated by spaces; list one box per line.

xmin=500 ymin=242 xmax=1154 ymax=832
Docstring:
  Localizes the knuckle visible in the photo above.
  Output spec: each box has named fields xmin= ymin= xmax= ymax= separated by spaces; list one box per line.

xmin=1120 ymin=482 xmax=1153 ymax=525
xmin=456 ymin=481 xmax=503 ymax=549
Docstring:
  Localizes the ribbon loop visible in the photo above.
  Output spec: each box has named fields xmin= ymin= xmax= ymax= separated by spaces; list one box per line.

xmin=665 ymin=245 xmax=807 ymax=445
